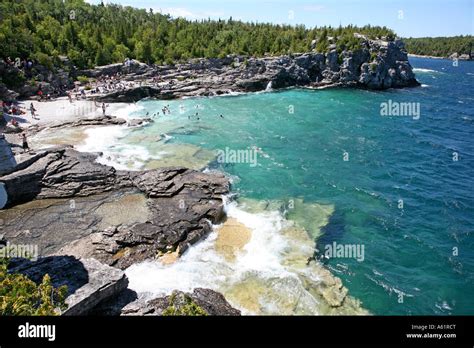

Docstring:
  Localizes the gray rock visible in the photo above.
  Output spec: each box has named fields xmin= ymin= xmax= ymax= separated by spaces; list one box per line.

xmin=117 ymin=289 xmax=240 ymax=316
xmin=127 ymin=118 xmax=153 ymax=127
xmin=8 ymin=256 xmax=128 ymax=315
xmin=0 ymin=147 xmax=229 ymax=268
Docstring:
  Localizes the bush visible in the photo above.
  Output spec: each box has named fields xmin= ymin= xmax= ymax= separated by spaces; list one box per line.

xmin=76 ymin=75 xmax=90 ymax=84
xmin=0 ymin=258 xmax=68 ymax=315
xmin=0 ymin=70 xmax=26 ymax=89
xmin=162 ymin=293 xmax=208 ymax=316
xmin=33 ymin=52 xmax=54 ymax=71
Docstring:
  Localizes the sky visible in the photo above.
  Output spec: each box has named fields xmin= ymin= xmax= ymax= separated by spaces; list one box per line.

xmin=86 ymin=0 xmax=473 ymax=37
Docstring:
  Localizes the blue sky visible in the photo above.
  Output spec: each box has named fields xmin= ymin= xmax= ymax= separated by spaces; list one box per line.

xmin=88 ymin=0 xmax=473 ymax=37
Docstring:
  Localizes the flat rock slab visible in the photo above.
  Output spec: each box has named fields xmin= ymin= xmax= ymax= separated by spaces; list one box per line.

xmin=8 ymin=256 xmax=128 ymax=315
xmin=0 ymin=147 xmax=229 ymax=268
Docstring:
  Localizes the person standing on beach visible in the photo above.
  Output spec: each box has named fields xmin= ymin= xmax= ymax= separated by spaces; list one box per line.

xmin=29 ymin=103 xmax=37 ymax=119
xmin=20 ymin=133 xmax=29 ymax=153
xmin=102 ymin=102 xmax=107 ymax=116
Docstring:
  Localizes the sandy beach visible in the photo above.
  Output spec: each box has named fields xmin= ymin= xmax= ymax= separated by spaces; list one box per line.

xmin=7 ymin=98 xmax=132 ymax=128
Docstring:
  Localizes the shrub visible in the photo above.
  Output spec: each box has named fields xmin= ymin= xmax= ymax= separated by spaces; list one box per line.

xmin=0 ymin=258 xmax=68 ymax=316
xmin=162 ymin=293 xmax=208 ymax=316
xmin=76 ymin=75 xmax=90 ymax=84
xmin=33 ymin=52 xmax=54 ymax=71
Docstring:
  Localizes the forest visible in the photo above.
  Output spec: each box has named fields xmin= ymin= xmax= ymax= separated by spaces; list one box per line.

xmin=0 ymin=0 xmax=396 ymax=69
xmin=404 ymin=36 xmax=473 ymax=58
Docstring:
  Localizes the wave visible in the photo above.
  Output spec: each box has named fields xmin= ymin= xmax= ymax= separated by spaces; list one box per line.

xmin=413 ymin=68 xmax=442 ymax=73
xmin=126 ymin=197 xmax=366 ymax=315
xmin=109 ymin=103 xmax=145 ymax=120
xmin=77 ymin=125 xmax=160 ymax=170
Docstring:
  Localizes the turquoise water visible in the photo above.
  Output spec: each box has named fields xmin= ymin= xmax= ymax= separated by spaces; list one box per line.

xmin=122 ymin=57 xmax=473 ymax=315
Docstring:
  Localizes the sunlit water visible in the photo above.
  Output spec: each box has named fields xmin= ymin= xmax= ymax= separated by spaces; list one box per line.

xmin=81 ymin=57 xmax=474 ymax=315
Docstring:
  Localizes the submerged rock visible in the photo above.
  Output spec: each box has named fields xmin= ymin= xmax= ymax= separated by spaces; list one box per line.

xmin=215 ymin=217 xmax=252 ymax=261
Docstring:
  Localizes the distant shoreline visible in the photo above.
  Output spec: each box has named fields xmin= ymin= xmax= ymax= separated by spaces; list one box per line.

xmin=408 ymin=53 xmax=473 ymax=61
xmin=408 ymin=53 xmax=448 ymax=60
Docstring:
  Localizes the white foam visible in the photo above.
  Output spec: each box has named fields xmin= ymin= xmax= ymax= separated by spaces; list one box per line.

xmin=125 ymin=199 xmax=302 ymax=311
xmin=413 ymin=68 xmax=441 ymax=73
xmin=108 ymin=103 xmax=145 ymax=121
xmin=77 ymin=125 xmax=161 ymax=170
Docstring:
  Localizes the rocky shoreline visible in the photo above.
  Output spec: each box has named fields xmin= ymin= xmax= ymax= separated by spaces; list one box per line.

xmin=1 ymin=36 xmax=419 ymax=103
xmin=0 ymin=36 xmax=419 ymax=316
xmin=0 ymin=134 xmax=368 ymax=315
xmin=408 ymin=53 xmax=473 ymax=61
xmin=86 ymin=38 xmax=420 ymax=102
xmin=0 ymin=144 xmax=237 ymax=314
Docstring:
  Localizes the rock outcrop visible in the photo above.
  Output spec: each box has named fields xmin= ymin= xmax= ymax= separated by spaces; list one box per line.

xmin=0 ymin=59 xmax=74 ymax=100
xmin=0 ymin=134 xmax=16 ymax=175
xmin=93 ymin=288 xmax=241 ymax=316
xmin=0 ymin=146 xmax=229 ymax=268
xmin=2 ymin=37 xmax=419 ymax=102
xmin=8 ymin=256 xmax=128 ymax=315
xmin=90 ymin=37 xmax=418 ymax=102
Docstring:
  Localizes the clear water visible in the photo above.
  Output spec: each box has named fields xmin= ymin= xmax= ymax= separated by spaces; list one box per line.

xmin=105 ymin=57 xmax=474 ymax=315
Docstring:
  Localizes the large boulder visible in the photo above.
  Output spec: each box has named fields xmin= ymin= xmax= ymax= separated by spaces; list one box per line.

xmin=114 ymin=289 xmax=241 ymax=316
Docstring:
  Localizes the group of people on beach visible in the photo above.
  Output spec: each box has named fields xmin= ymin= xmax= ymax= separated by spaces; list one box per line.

xmin=87 ymin=73 xmax=137 ymax=96
xmin=2 ymin=57 xmax=35 ymax=78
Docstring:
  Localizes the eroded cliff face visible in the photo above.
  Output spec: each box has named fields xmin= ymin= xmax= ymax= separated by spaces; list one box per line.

xmin=237 ymin=38 xmax=418 ymax=90
xmin=1 ymin=37 xmax=418 ymax=102
xmin=92 ymin=38 xmax=418 ymax=102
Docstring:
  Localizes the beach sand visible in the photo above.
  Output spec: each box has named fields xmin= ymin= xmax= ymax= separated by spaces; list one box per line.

xmin=7 ymin=98 xmax=132 ymax=128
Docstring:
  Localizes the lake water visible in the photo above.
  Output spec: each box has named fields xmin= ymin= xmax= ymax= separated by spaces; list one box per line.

xmin=84 ymin=57 xmax=473 ymax=315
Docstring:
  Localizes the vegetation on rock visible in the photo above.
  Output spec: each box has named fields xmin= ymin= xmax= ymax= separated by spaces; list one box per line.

xmin=0 ymin=258 xmax=68 ymax=315
xmin=162 ymin=292 xmax=208 ymax=316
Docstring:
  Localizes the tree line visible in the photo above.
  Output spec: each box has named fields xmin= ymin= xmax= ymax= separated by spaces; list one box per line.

xmin=0 ymin=0 xmax=396 ymax=70
xmin=404 ymin=36 xmax=473 ymax=58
